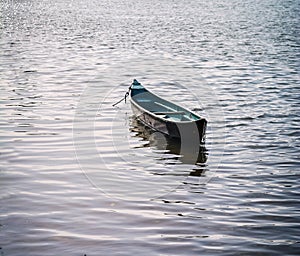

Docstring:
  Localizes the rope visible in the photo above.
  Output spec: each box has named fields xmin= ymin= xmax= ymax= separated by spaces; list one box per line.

xmin=112 ymin=85 xmax=131 ymax=107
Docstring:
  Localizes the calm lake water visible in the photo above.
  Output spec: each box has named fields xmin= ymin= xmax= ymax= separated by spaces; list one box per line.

xmin=1 ymin=0 xmax=299 ymax=255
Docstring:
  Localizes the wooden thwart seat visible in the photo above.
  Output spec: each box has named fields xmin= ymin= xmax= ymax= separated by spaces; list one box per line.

xmin=154 ymin=111 xmax=186 ymax=115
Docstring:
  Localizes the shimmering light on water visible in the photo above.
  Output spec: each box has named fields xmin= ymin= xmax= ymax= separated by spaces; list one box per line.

xmin=1 ymin=0 xmax=299 ymax=255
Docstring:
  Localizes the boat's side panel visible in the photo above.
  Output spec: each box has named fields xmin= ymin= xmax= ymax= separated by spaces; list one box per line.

xmin=175 ymin=118 xmax=206 ymax=144
xmin=131 ymin=100 xmax=170 ymax=135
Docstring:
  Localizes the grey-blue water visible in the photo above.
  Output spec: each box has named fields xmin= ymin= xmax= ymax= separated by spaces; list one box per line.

xmin=1 ymin=0 xmax=299 ymax=255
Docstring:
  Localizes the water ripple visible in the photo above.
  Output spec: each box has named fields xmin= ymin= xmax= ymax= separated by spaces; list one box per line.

xmin=1 ymin=0 xmax=300 ymax=255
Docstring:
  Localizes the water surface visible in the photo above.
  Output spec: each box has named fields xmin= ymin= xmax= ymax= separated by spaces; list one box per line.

xmin=1 ymin=0 xmax=299 ymax=255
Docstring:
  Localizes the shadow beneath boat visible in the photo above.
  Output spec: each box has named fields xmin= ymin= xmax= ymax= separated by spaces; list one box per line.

xmin=129 ymin=118 xmax=208 ymax=177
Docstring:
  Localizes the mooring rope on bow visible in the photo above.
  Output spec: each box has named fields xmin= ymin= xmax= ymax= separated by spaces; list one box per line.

xmin=112 ymin=85 xmax=132 ymax=107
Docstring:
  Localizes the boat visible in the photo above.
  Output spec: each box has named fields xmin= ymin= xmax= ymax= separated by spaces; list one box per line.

xmin=129 ymin=79 xmax=207 ymax=145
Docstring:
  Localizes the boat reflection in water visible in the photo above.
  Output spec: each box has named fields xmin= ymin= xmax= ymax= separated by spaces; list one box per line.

xmin=129 ymin=118 xmax=208 ymax=178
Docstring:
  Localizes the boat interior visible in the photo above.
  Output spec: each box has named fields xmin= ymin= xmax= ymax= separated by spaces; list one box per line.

xmin=133 ymin=95 xmax=200 ymax=122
